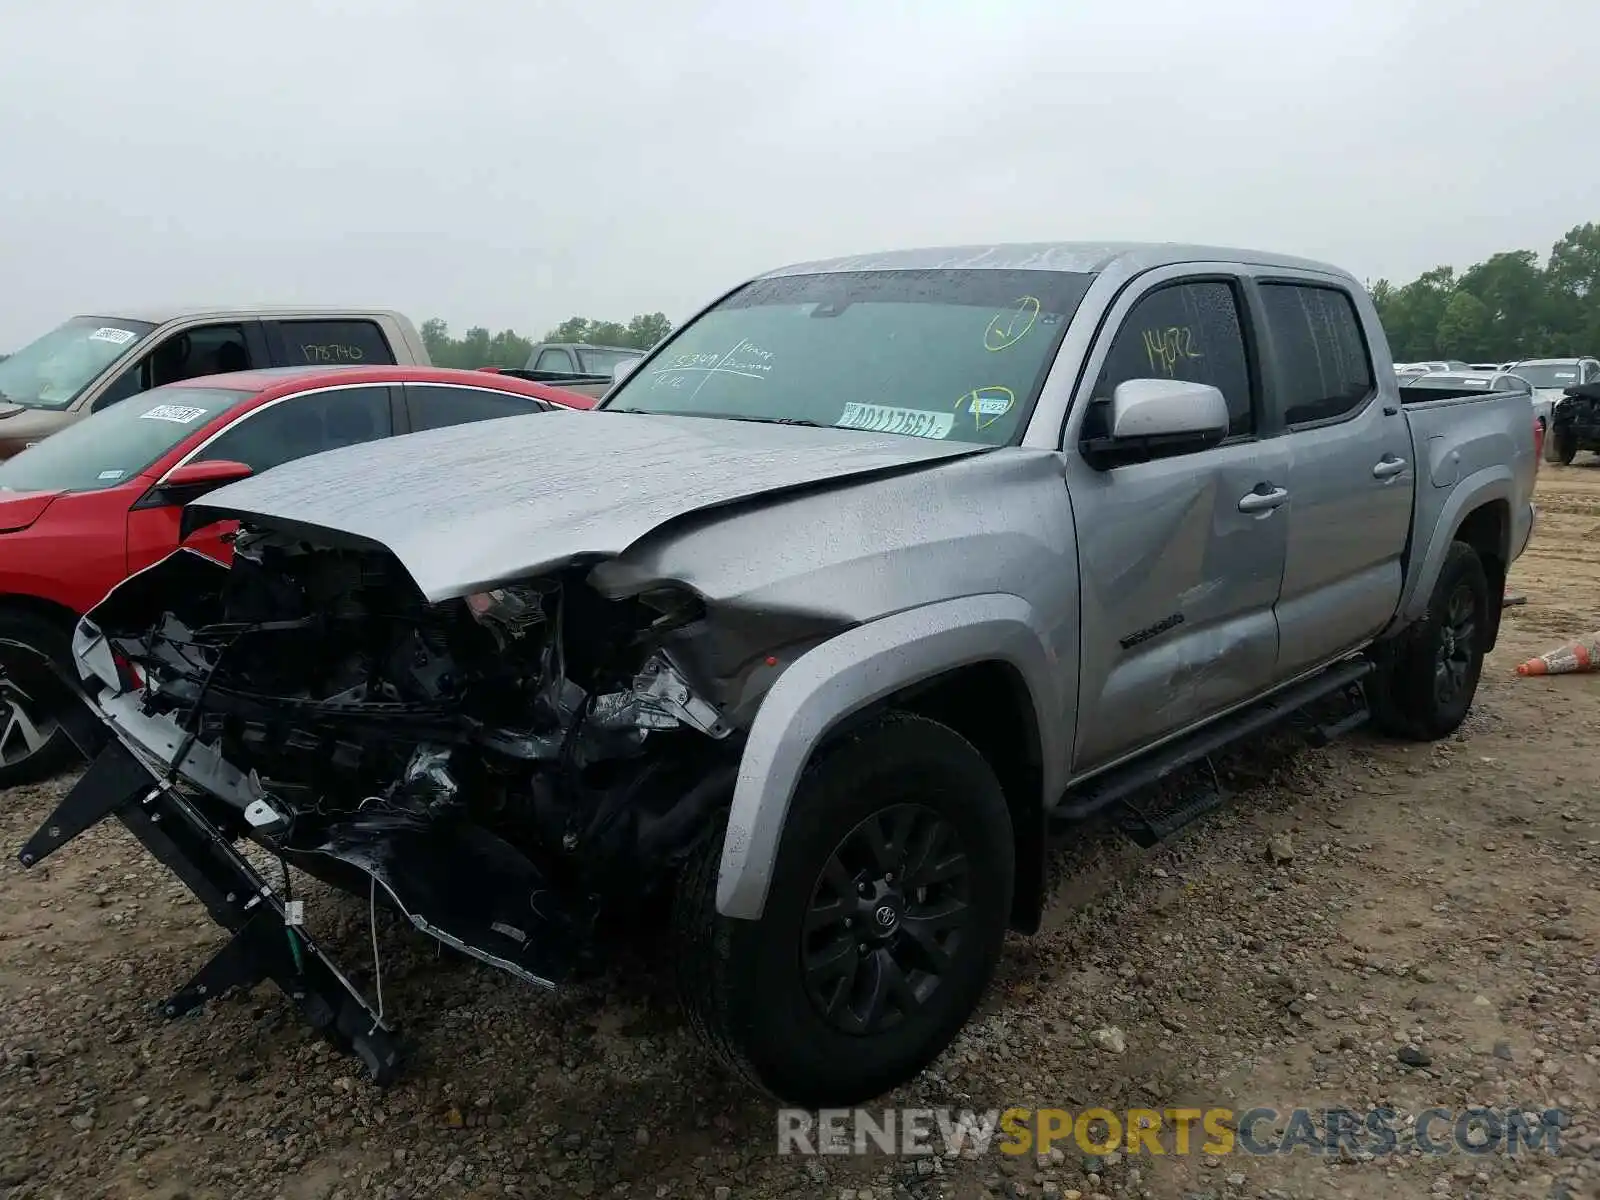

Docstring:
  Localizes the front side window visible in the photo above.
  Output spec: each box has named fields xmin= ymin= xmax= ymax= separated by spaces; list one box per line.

xmin=0 ymin=316 xmax=157 ymax=410
xmin=195 ymin=385 xmax=392 ymax=473
xmin=276 ymin=320 xmax=395 ymax=366
xmin=0 ymin=386 xmax=254 ymax=493
xmin=1090 ymin=280 xmax=1254 ymax=438
xmin=604 ymin=268 xmax=1096 ymax=445
xmin=408 ymin=384 xmax=546 ymax=432
xmin=1259 ymin=284 xmax=1376 ymax=425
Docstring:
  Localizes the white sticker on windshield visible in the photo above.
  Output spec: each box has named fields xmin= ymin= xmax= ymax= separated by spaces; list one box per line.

xmin=836 ymin=402 xmax=955 ymax=439
xmin=89 ymin=327 xmax=138 ymax=346
xmin=139 ymin=404 xmax=209 ymax=424
xmin=1554 ymin=371 xmax=1577 ymax=379
xmin=97 ymin=469 xmax=126 ymax=481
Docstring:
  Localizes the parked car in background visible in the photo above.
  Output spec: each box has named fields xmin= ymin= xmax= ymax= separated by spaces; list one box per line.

xmin=0 ymin=364 xmax=590 ymax=788
xmin=44 ymin=241 xmax=1536 ymax=1105
xmin=0 ymin=308 xmax=430 ymax=461
xmin=1547 ymin=380 xmax=1600 ymax=464
xmin=524 ymin=341 xmax=645 ymax=378
xmin=1507 ymin=357 xmax=1600 ymax=423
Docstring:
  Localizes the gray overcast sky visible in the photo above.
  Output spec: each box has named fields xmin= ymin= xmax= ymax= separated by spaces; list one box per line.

xmin=3 ymin=0 xmax=1597 ymax=349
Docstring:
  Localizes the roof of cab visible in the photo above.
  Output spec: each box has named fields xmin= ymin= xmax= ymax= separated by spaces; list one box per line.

xmin=757 ymin=241 xmax=1352 ymax=281
xmin=83 ymin=305 xmax=409 ymax=326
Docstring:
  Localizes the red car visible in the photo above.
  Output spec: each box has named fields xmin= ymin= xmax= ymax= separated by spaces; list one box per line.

xmin=0 ymin=364 xmax=592 ymax=787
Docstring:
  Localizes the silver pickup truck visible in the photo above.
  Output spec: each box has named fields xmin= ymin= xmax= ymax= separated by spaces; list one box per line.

xmin=24 ymin=242 xmax=1538 ymax=1107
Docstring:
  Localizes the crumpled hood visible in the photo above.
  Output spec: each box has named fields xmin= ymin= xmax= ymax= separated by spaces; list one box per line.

xmin=192 ymin=410 xmax=985 ymax=602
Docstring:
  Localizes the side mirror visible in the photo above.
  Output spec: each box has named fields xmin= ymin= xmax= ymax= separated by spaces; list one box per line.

xmin=134 ymin=458 xmax=253 ymax=514
xmin=1081 ymin=379 xmax=1230 ymax=469
xmin=610 ymin=357 xmax=641 ymax=384
xmin=164 ymin=459 xmax=254 ymax=489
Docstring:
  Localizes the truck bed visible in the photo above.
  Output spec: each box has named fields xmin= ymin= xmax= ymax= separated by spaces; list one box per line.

xmin=1390 ymin=386 xmax=1538 ymax=631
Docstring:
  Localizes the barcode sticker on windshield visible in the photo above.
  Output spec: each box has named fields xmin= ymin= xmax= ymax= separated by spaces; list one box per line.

xmin=139 ymin=404 xmax=209 ymax=424
xmin=89 ymin=327 xmax=138 ymax=346
xmin=1555 ymin=372 xmax=1577 ymax=379
xmin=836 ymin=403 xmax=955 ymax=440
xmin=97 ymin=469 xmax=126 ymax=481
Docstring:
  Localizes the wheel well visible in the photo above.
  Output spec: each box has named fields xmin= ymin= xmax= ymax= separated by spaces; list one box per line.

xmin=0 ymin=593 xmax=79 ymax=635
xmin=1453 ymin=501 xmax=1509 ymax=651
xmin=888 ymin=661 xmax=1047 ymax=935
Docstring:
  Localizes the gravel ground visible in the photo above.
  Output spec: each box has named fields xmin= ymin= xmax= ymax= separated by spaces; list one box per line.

xmin=2 ymin=465 xmax=1598 ymax=1200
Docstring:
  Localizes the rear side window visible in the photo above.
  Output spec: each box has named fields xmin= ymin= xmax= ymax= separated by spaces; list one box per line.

xmin=1259 ymin=285 xmax=1376 ymax=425
xmin=1093 ymin=280 xmax=1254 ymax=438
xmin=407 ymin=384 xmax=546 ymax=432
xmin=275 ymin=320 xmax=395 ymax=366
xmin=534 ymin=348 xmax=574 ymax=372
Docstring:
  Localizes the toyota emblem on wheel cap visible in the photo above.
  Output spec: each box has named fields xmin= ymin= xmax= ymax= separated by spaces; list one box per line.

xmin=874 ymin=904 xmax=896 ymax=927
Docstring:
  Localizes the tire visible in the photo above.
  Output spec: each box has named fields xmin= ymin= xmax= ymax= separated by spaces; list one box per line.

xmin=0 ymin=610 xmax=96 ymax=789
xmin=1367 ymin=541 xmax=1489 ymax=741
xmin=673 ymin=711 xmax=1015 ymax=1106
xmin=1548 ymin=426 xmax=1578 ymax=465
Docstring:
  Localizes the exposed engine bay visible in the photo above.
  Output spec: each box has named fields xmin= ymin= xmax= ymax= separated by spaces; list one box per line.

xmin=65 ymin=528 xmax=746 ymax=1000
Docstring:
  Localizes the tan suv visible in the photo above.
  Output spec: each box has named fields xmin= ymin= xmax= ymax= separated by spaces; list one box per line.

xmin=0 ymin=306 xmax=429 ymax=460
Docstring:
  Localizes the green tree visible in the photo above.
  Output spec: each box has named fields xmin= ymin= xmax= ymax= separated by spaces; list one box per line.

xmin=417 ymin=312 xmax=675 ymax=368
xmin=1435 ymin=291 xmax=1490 ymax=359
xmin=1369 ymin=222 xmax=1600 ymax=361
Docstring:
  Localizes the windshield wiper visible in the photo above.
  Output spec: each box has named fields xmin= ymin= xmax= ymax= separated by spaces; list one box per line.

xmin=602 ymin=408 xmax=823 ymax=428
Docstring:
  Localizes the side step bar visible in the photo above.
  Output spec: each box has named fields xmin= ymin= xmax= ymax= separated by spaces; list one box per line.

xmin=17 ymin=739 xmax=404 ymax=1084
xmin=1052 ymin=658 xmax=1374 ymax=847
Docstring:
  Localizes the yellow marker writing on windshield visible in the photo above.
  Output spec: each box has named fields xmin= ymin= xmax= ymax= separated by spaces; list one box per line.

xmin=954 ymin=385 xmax=1016 ymax=430
xmin=984 ymin=297 xmax=1041 ymax=352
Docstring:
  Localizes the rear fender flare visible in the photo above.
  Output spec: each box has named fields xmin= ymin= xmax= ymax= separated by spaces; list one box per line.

xmin=1387 ymin=466 xmax=1515 ymax=635
xmin=714 ymin=593 xmax=1062 ymax=921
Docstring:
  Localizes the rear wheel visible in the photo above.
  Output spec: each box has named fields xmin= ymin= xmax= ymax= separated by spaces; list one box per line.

xmin=0 ymin=610 xmax=94 ymax=790
xmin=673 ymin=712 xmax=1014 ymax=1106
xmin=1367 ymin=541 xmax=1489 ymax=741
xmin=1548 ymin=425 xmax=1578 ymax=465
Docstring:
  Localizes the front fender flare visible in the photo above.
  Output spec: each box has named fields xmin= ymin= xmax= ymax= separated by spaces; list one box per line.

xmin=714 ymin=593 xmax=1063 ymax=921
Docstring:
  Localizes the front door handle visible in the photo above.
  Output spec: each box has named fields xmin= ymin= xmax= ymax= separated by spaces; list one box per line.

xmin=1238 ymin=486 xmax=1289 ymax=513
xmin=1372 ymin=456 xmax=1407 ymax=479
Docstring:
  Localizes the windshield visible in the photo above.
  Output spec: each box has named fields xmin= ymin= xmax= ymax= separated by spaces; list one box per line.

xmin=0 ymin=386 xmax=255 ymax=494
xmin=603 ymin=268 xmax=1096 ymax=444
xmin=0 ymin=316 xmax=156 ymax=410
xmin=1513 ymin=364 xmax=1581 ymax=389
xmin=576 ymin=347 xmax=642 ymax=375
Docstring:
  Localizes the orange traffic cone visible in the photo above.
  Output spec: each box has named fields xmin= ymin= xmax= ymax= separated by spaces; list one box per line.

xmin=1516 ymin=633 xmax=1600 ymax=676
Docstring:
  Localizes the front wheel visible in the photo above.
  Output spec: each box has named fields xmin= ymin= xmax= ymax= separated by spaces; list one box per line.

xmin=0 ymin=611 xmax=95 ymax=790
xmin=1548 ymin=425 xmax=1578 ymax=465
xmin=1367 ymin=540 xmax=1489 ymax=741
xmin=673 ymin=712 xmax=1015 ymax=1106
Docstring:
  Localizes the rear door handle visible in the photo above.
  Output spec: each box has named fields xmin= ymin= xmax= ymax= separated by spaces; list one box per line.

xmin=1372 ymin=456 xmax=1407 ymax=479
xmin=1238 ymin=486 xmax=1289 ymax=513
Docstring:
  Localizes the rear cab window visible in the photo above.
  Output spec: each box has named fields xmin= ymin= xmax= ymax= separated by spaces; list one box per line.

xmin=273 ymin=320 xmax=396 ymax=367
xmin=1258 ymin=284 xmax=1375 ymax=425
xmin=0 ymin=386 xmax=256 ymax=493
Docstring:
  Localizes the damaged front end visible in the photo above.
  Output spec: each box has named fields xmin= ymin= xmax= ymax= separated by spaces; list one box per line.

xmin=21 ymin=527 xmax=747 ymax=1081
